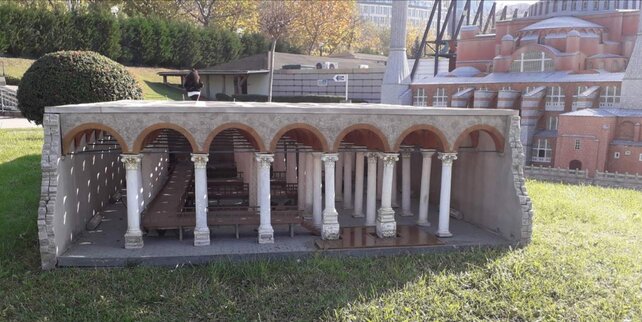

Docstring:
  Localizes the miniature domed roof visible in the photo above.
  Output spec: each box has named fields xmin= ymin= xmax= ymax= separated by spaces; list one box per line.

xmin=501 ymin=34 xmax=514 ymax=41
xmin=449 ymin=66 xmax=481 ymax=77
xmin=568 ymin=29 xmax=581 ymax=37
xmin=520 ymin=16 xmax=603 ymax=32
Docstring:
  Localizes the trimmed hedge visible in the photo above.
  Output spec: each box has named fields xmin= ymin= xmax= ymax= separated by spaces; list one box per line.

xmin=217 ymin=93 xmax=367 ymax=103
xmin=17 ymin=51 xmax=143 ymax=124
xmin=0 ymin=4 xmax=300 ymax=68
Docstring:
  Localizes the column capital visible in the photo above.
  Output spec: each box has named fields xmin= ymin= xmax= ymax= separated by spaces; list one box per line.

xmin=321 ymin=153 xmax=339 ymax=163
xmin=255 ymin=153 xmax=274 ymax=169
xmin=366 ymin=152 xmax=379 ymax=163
xmin=438 ymin=152 xmax=458 ymax=164
xmin=190 ymin=153 xmax=209 ymax=168
xmin=120 ymin=154 xmax=142 ymax=170
xmin=379 ymin=153 xmax=399 ymax=166
xmin=420 ymin=149 xmax=437 ymax=158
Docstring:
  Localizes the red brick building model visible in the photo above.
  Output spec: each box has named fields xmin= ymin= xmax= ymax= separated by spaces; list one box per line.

xmin=410 ymin=0 xmax=642 ymax=176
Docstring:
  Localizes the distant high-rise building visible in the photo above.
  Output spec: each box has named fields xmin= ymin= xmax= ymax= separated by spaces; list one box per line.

xmin=358 ymin=0 xmax=493 ymax=28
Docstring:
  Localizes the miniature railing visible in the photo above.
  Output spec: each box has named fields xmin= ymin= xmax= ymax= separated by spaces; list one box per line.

xmin=524 ymin=165 xmax=641 ymax=190
xmin=0 ymin=87 xmax=18 ymax=112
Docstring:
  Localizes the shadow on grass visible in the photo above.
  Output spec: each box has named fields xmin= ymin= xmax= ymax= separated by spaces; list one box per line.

xmin=0 ymin=154 xmax=43 ymax=275
xmin=143 ymin=80 xmax=184 ymax=101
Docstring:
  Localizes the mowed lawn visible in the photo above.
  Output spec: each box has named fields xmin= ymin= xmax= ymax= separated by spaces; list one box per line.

xmin=0 ymin=57 xmax=184 ymax=100
xmin=0 ymin=129 xmax=641 ymax=321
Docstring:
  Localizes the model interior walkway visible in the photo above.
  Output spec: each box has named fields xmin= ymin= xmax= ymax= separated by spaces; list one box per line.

xmin=58 ymin=200 xmax=509 ymax=267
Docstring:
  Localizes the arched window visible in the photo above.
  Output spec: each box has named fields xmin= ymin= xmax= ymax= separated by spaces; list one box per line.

xmin=511 ymin=51 xmax=554 ymax=72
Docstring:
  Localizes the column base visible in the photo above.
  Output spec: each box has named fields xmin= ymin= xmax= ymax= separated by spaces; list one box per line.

xmin=124 ymin=230 xmax=144 ymax=249
xmin=400 ymin=209 xmax=414 ymax=217
xmin=321 ymin=222 xmax=340 ymax=240
xmin=375 ymin=208 xmax=397 ymax=238
xmin=258 ymin=225 xmax=274 ymax=244
xmin=194 ymin=228 xmax=210 ymax=246
xmin=352 ymin=211 xmax=364 ymax=218
xmin=436 ymin=230 xmax=453 ymax=238
xmin=417 ymin=220 xmax=431 ymax=227
xmin=343 ymin=204 xmax=354 ymax=210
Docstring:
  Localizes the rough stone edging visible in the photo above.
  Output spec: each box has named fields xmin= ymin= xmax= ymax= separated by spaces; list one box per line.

xmin=37 ymin=113 xmax=60 ymax=270
xmin=509 ymin=115 xmax=533 ymax=245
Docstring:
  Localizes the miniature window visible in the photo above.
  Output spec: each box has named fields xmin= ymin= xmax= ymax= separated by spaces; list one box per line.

xmin=511 ymin=51 xmax=554 ymax=72
xmin=501 ymin=86 xmax=512 ymax=91
xmin=639 ymin=153 xmax=642 ymax=161
xmin=572 ymin=86 xmax=589 ymax=110
xmin=625 ymin=150 xmax=631 ymax=156
xmin=532 ymin=139 xmax=552 ymax=162
xmin=547 ymin=116 xmax=558 ymax=130
xmin=575 ymin=139 xmax=581 ymax=150
xmin=599 ymin=85 xmax=621 ymax=108
xmin=614 ymin=152 xmax=620 ymax=159
xmin=562 ymin=0 xmax=568 ymax=10
xmin=546 ymin=86 xmax=565 ymax=110
xmin=433 ymin=88 xmax=448 ymax=107
xmin=413 ymin=88 xmax=427 ymax=107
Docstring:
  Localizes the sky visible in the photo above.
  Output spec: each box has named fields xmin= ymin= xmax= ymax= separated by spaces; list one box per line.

xmin=495 ymin=0 xmax=538 ymax=6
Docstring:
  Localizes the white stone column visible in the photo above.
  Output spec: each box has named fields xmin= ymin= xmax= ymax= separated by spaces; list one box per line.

xmin=366 ymin=152 xmax=378 ymax=226
xmin=343 ymin=150 xmax=353 ymax=210
xmin=391 ymin=168 xmax=398 ymax=208
xmin=312 ymin=152 xmax=323 ymax=227
xmin=297 ymin=148 xmax=306 ymax=211
xmin=376 ymin=159 xmax=383 ymax=200
xmin=417 ymin=149 xmax=435 ymax=227
xmin=121 ymin=154 xmax=143 ymax=249
xmin=304 ymin=152 xmax=314 ymax=215
xmin=248 ymin=154 xmax=257 ymax=207
xmin=286 ymin=149 xmax=297 ymax=183
xmin=400 ymin=150 xmax=412 ymax=216
xmin=335 ymin=151 xmax=343 ymax=202
xmin=256 ymin=153 xmax=275 ymax=243
xmin=321 ymin=153 xmax=340 ymax=239
xmin=191 ymin=153 xmax=210 ymax=246
xmin=377 ymin=153 xmax=399 ymax=238
xmin=437 ymin=152 xmax=457 ymax=237
xmin=353 ymin=150 xmax=365 ymax=218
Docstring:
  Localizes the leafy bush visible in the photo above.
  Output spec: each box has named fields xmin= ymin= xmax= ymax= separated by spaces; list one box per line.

xmin=17 ymin=51 xmax=143 ymax=124
xmin=4 ymin=75 xmax=21 ymax=86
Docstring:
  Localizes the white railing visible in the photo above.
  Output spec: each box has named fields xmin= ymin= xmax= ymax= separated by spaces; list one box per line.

xmin=0 ymin=87 xmax=18 ymax=112
xmin=524 ymin=165 xmax=641 ymax=190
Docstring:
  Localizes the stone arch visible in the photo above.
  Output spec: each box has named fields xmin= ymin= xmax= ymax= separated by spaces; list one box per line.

xmin=62 ymin=123 xmax=129 ymax=154
xmin=393 ymin=124 xmax=450 ymax=152
xmin=269 ymin=123 xmax=329 ymax=152
xmin=204 ymin=122 xmax=266 ymax=152
xmin=132 ymin=122 xmax=199 ymax=153
xmin=452 ymin=124 xmax=505 ymax=152
xmin=333 ymin=123 xmax=391 ymax=152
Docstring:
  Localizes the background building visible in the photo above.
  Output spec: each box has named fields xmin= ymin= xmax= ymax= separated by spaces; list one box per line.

xmin=358 ymin=0 xmax=488 ymax=27
xmin=410 ymin=0 xmax=642 ymax=176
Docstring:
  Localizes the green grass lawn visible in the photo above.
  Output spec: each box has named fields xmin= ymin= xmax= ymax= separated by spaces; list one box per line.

xmin=0 ymin=57 xmax=184 ymax=100
xmin=1 ymin=129 xmax=641 ymax=321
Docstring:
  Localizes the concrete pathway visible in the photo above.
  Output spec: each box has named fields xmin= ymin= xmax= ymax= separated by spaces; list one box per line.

xmin=0 ymin=116 xmax=40 ymax=129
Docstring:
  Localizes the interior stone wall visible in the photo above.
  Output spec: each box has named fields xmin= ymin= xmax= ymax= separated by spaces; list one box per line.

xmin=140 ymin=151 xmax=170 ymax=211
xmin=51 ymin=148 xmax=125 ymax=261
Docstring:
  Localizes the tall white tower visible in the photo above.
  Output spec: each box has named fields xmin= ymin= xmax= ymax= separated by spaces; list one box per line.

xmin=380 ymin=0 xmax=411 ymax=105
xmin=620 ymin=10 xmax=642 ymax=109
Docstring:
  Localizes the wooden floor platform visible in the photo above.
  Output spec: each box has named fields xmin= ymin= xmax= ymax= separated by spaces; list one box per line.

xmin=315 ymin=225 xmax=443 ymax=250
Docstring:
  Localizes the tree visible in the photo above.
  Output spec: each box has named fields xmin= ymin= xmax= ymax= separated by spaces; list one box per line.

xmin=288 ymin=0 xmax=358 ymax=56
xmin=121 ymin=0 xmax=182 ymax=20
xmin=17 ymin=51 xmax=142 ymax=124
xmin=259 ymin=0 xmax=298 ymax=102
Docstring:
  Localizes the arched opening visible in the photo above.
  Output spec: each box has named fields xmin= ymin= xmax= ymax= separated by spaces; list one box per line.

xmin=270 ymin=124 xmax=329 ymax=209
xmin=134 ymin=126 xmax=199 ymax=238
xmin=333 ymin=124 xmax=390 ymax=152
xmin=59 ymin=124 xmax=128 ymax=249
xmin=452 ymin=125 xmax=505 ymax=153
xmin=203 ymin=126 xmax=264 ymax=210
xmin=569 ymin=160 xmax=582 ymax=170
